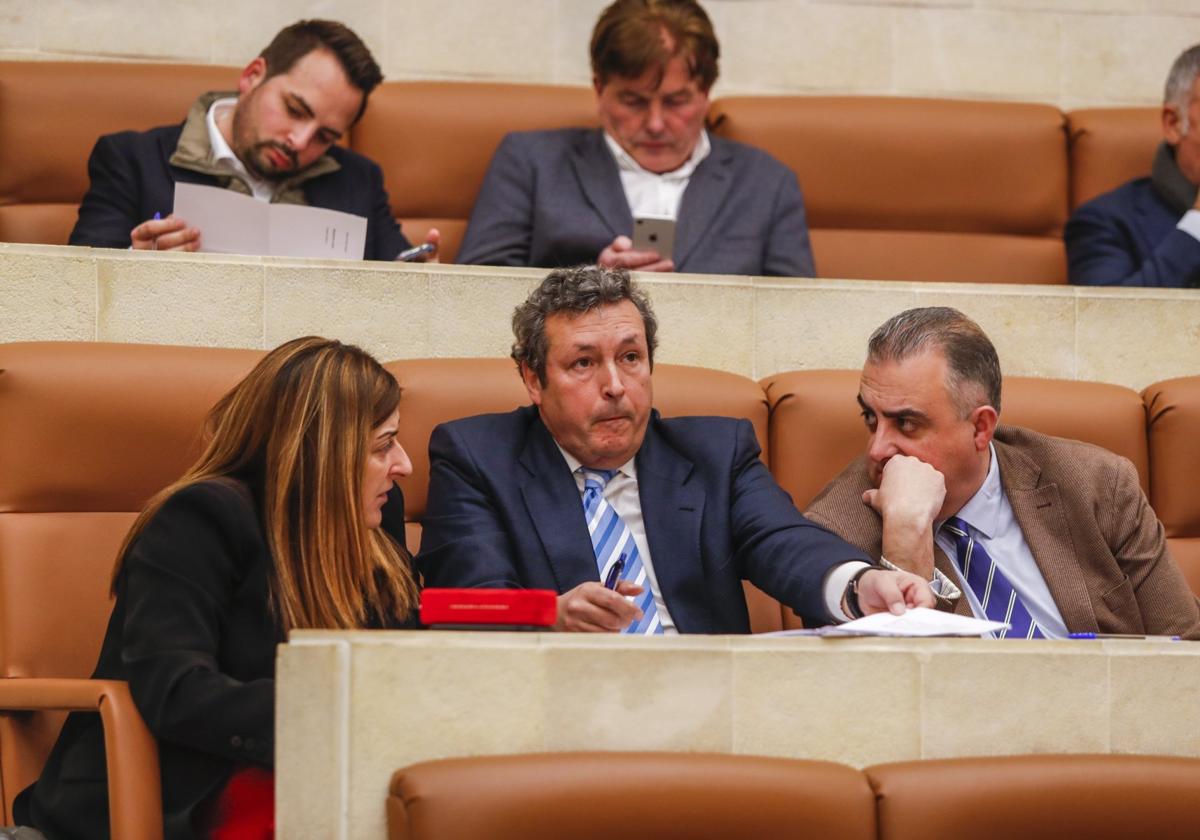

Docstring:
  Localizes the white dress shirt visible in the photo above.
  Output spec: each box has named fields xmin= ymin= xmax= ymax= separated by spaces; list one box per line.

xmin=206 ymin=98 xmax=276 ymax=202
xmin=1179 ymin=209 xmax=1200 ymax=242
xmin=934 ymin=443 xmax=1070 ymax=638
xmin=603 ymin=130 xmax=712 ymax=221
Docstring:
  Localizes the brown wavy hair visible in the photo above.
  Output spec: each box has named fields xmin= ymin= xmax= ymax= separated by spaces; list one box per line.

xmin=111 ymin=336 xmax=418 ymax=631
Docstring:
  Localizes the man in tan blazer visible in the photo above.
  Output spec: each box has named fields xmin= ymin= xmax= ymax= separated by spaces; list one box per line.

xmin=805 ymin=306 xmax=1200 ymax=640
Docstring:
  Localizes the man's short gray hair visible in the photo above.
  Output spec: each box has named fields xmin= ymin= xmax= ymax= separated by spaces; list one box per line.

xmin=867 ymin=307 xmax=1001 ymax=419
xmin=1165 ymin=43 xmax=1200 ymax=135
xmin=511 ymin=265 xmax=658 ymax=385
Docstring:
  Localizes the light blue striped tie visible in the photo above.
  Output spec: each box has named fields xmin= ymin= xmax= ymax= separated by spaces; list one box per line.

xmin=943 ymin=517 xmax=1044 ymax=639
xmin=580 ymin=468 xmax=662 ymax=634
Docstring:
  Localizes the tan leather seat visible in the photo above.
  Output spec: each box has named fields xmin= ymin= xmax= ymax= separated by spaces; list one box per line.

xmin=387 ymin=752 xmax=876 ymax=840
xmin=0 ymin=62 xmax=237 ymax=246
xmin=1144 ymin=376 xmax=1200 ymax=594
xmin=866 ymin=754 xmax=1200 ymax=840
xmin=710 ymin=96 xmax=1070 ymax=284
xmin=1067 ymin=107 xmax=1160 ymax=208
xmin=354 ymin=82 xmax=597 ymax=262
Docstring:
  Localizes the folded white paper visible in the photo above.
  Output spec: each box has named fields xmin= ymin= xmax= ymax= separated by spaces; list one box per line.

xmin=173 ymin=182 xmax=367 ymax=259
xmin=824 ymin=607 xmax=1008 ymax=637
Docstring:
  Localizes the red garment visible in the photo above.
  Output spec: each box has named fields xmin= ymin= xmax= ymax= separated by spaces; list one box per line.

xmin=209 ymin=767 xmax=273 ymax=840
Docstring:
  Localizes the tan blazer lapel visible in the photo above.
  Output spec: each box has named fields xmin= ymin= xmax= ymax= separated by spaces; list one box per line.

xmin=996 ymin=437 xmax=1099 ymax=633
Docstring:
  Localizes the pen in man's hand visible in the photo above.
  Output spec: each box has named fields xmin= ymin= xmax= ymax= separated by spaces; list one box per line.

xmin=603 ymin=554 xmax=627 ymax=590
xmin=395 ymin=241 xmax=436 ymax=261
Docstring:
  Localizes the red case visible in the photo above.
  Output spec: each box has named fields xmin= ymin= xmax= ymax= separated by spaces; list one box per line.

xmin=419 ymin=588 xmax=558 ymax=628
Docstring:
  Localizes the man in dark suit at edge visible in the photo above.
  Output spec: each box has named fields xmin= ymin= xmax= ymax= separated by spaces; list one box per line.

xmin=456 ymin=0 xmax=815 ymax=278
xmin=804 ymin=307 xmax=1200 ymax=639
xmin=1065 ymin=43 xmax=1200 ymax=287
xmin=417 ymin=265 xmax=932 ymax=633
xmin=69 ymin=19 xmax=437 ymax=261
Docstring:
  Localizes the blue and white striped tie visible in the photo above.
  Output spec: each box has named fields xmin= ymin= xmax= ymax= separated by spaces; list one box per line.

xmin=943 ymin=516 xmax=1044 ymax=639
xmin=580 ymin=468 xmax=662 ymax=634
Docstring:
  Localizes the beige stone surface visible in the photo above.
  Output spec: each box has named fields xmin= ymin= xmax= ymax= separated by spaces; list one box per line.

xmin=97 ymin=252 xmax=264 ymax=346
xmin=208 ymin=0 xmax=386 ymax=68
xmin=550 ymin=0 xmax=609 ymax=85
xmin=382 ymin=0 xmax=556 ymax=80
xmin=263 ymin=260 xmax=431 ymax=361
xmin=544 ymin=638 xmax=733 ymax=752
xmin=0 ymin=0 xmax=37 ymax=50
xmin=717 ymin=1 xmax=892 ymax=93
xmin=644 ymin=275 xmax=756 ymax=375
xmin=35 ymin=0 xmax=213 ymax=60
xmin=0 ymin=248 xmax=96 ymax=341
xmin=893 ymin=8 xmax=1060 ymax=100
xmin=276 ymin=639 xmax=350 ymax=840
xmin=424 ymin=267 xmax=539 ymax=359
xmin=921 ymin=645 xmax=1110 ymax=757
xmin=975 ymin=0 xmax=1132 ymax=12
xmin=753 ymin=281 xmax=916 ymax=376
xmin=1061 ymin=15 xmax=1198 ymax=104
xmin=733 ymin=640 xmax=921 ymax=766
xmin=1109 ymin=644 xmax=1200 ymax=757
xmin=1075 ymin=292 xmax=1200 ymax=390
xmin=916 ymin=286 xmax=1077 ymax=379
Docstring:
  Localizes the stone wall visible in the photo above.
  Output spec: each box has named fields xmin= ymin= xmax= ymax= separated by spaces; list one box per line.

xmin=2 ymin=0 xmax=1199 ymax=108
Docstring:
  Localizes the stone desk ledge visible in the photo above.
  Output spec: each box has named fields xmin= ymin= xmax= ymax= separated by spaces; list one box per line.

xmin=275 ymin=630 xmax=1200 ymax=839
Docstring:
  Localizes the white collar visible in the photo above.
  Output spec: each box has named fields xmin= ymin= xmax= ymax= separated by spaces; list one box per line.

xmin=556 ymin=441 xmax=638 ymax=482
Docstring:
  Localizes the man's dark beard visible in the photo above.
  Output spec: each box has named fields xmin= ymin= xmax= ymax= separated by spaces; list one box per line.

xmin=244 ymin=142 xmax=299 ymax=181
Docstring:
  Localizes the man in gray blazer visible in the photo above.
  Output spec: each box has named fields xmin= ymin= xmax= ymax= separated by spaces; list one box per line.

xmin=456 ymin=0 xmax=815 ymax=278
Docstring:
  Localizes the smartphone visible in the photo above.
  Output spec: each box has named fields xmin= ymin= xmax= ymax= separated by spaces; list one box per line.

xmin=632 ymin=216 xmax=676 ymax=258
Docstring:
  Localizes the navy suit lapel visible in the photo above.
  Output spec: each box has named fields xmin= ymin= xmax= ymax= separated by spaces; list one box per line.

xmin=569 ymin=130 xmax=634 ymax=240
xmin=995 ymin=437 xmax=1098 ymax=632
xmin=635 ymin=419 xmax=707 ymax=633
xmin=673 ymin=136 xmax=735 ymax=269
xmin=517 ymin=417 xmax=601 ymax=592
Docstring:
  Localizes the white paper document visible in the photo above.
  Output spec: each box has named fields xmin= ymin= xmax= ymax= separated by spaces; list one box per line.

xmin=764 ymin=607 xmax=1008 ymax=638
xmin=173 ymin=182 xmax=367 ymax=259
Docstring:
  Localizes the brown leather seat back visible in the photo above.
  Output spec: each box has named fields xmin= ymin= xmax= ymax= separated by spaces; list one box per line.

xmin=387 ymin=752 xmax=876 ymax=840
xmin=353 ymin=82 xmax=597 ymax=262
xmin=1144 ymin=376 xmax=1200 ymax=594
xmin=387 ymin=358 xmax=780 ymax=631
xmin=867 ymin=754 xmax=1200 ymax=840
xmin=710 ymin=96 xmax=1069 ymax=283
xmin=0 ymin=341 xmax=261 ymax=818
xmin=763 ymin=370 xmax=1148 ymax=514
xmin=1067 ymin=107 xmax=1160 ymax=208
xmin=0 ymin=62 xmax=238 ymax=245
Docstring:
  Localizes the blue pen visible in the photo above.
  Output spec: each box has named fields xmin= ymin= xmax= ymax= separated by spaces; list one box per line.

xmin=153 ymin=211 xmax=162 ymax=220
xmin=603 ymin=554 xmax=627 ymax=589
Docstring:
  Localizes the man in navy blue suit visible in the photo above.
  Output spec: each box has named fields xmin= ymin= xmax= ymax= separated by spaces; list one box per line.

xmin=68 ymin=19 xmax=436 ymax=261
xmin=416 ymin=266 xmax=932 ymax=633
xmin=1065 ymin=43 xmax=1200 ymax=287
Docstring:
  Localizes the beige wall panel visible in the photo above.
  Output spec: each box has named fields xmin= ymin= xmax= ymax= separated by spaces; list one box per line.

xmin=96 ymin=252 xmax=264 ymax=346
xmin=717 ymin=1 xmax=892 ymax=93
xmin=0 ymin=1 xmax=37 ymax=50
xmin=644 ymin=276 xmax=757 ymax=375
xmin=551 ymin=0 xmax=610 ymax=86
xmin=1109 ymin=644 xmax=1200 ymax=757
xmin=208 ymin=0 xmax=388 ymax=69
xmin=1075 ymin=293 xmax=1200 ymax=388
xmin=912 ymin=287 xmax=1077 ymax=380
xmin=1061 ymin=15 xmax=1200 ymax=105
xmin=733 ymin=639 xmax=921 ymax=766
xmin=382 ymin=0 xmax=557 ymax=81
xmin=425 ymin=267 xmax=538 ymax=360
xmin=0 ymin=248 xmax=96 ymax=341
xmin=893 ymin=8 xmax=1060 ymax=100
xmin=35 ymin=0 xmax=213 ymax=60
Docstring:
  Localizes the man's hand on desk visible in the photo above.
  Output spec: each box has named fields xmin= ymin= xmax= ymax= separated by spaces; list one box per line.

xmin=852 ymin=568 xmax=936 ymax=617
xmin=130 ymin=214 xmax=201 ymax=252
xmin=862 ymin=455 xmax=946 ymax=580
xmin=555 ymin=580 xmax=644 ymax=632
xmin=598 ymin=235 xmax=673 ymax=273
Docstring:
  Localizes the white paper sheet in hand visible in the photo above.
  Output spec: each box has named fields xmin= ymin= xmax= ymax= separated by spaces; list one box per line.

xmin=173 ymin=182 xmax=367 ymax=259
xmin=824 ymin=607 xmax=1009 ymax=637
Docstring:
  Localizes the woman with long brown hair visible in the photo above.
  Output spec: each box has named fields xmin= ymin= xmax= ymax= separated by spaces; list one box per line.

xmin=14 ymin=336 xmax=420 ymax=839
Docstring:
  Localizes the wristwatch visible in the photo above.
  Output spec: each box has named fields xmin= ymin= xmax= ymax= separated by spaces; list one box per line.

xmin=843 ymin=566 xmax=876 ymax=620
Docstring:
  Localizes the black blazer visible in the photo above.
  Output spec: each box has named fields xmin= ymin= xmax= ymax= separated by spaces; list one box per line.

xmin=417 ymin=407 xmax=867 ymax=632
xmin=67 ymin=123 xmax=411 ymax=261
xmin=15 ymin=479 xmax=414 ymax=839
